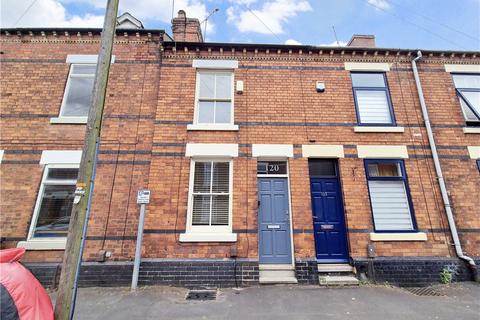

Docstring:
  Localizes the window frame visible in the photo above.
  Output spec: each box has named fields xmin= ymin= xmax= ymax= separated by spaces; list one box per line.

xmin=193 ymin=69 xmax=235 ymax=126
xmin=185 ymin=158 xmax=233 ymax=234
xmin=364 ymin=159 xmax=417 ymax=233
xmin=351 ymin=71 xmax=397 ymax=127
xmin=27 ymin=164 xmax=79 ymax=241
xmin=57 ymin=63 xmax=96 ymax=119
xmin=451 ymin=73 xmax=480 ymax=126
xmin=477 ymin=159 xmax=480 ymax=173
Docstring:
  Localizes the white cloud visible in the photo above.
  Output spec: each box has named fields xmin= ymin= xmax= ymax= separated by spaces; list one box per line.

xmin=228 ymin=0 xmax=258 ymax=5
xmin=285 ymin=39 xmax=302 ymax=45
xmin=1 ymin=0 xmax=214 ymax=34
xmin=227 ymin=0 xmax=312 ymax=35
xmin=319 ymin=40 xmax=348 ymax=47
xmin=367 ymin=0 xmax=391 ymax=10
xmin=0 ymin=0 xmax=104 ymax=28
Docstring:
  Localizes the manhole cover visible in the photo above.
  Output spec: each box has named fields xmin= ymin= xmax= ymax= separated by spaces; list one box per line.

xmin=186 ymin=289 xmax=217 ymax=301
xmin=403 ymin=287 xmax=445 ymax=296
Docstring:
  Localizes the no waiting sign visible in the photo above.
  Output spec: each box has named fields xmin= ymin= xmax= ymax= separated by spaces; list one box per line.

xmin=137 ymin=190 xmax=150 ymax=204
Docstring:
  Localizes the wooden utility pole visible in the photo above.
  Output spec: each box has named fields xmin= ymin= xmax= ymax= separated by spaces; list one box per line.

xmin=54 ymin=0 xmax=119 ymax=319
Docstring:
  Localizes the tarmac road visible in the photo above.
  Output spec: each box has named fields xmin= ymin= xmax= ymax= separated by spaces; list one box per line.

xmin=50 ymin=282 xmax=479 ymax=320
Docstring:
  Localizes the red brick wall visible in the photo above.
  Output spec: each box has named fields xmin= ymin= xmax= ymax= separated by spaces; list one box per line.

xmin=1 ymin=33 xmax=478 ymax=264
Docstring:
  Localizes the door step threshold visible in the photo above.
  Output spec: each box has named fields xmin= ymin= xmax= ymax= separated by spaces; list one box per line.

xmin=319 ymin=275 xmax=359 ymax=286
xmin=317 ymin=264 xmax=354 ymax=273
xmin=259 ymin=264 xmax=294 ymax=271
xmin=259 ymin=277 xmax=298 ymax=284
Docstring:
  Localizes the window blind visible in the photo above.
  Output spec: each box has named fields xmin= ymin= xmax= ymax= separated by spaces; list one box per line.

xmin=192 ymin=161 xmax=230 ymax=226
xmin=368 ymin=180 xmax=413 ymax=231
xmin=356 ymin=90 xmax=392 ymax=124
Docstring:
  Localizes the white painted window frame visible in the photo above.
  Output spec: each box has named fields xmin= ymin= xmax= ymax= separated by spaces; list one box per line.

xmin=181 ymin=158 xmax=235 ymax=241
xmin=191 ymin=69 xmax=235 ymax=129
xmin=18 ymin=163 xmax=78 ymax=250
xmin=51 ymin=63 xmax=96 ymax=124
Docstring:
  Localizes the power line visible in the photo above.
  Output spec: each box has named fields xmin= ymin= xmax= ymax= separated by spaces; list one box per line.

xmin=13 ymin=0 xmax=38 ymax=27
xmin=384 ymin=0 xmax=479 ymax=42
xmin=365 ymin=0 xmax=468 ymax=50
xmin=240 ymin=4 xmax=283 ymax=43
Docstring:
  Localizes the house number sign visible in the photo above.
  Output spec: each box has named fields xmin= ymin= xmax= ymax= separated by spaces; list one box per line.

xmin=257 ymin=161 xmax=287 ymax=175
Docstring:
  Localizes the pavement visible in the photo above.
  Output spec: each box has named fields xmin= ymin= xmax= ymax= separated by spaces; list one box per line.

xmin=51 ymin=282 xmax=479 ymax=320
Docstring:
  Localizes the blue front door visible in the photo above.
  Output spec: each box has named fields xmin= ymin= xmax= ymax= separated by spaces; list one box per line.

xmin=258 ymin=178 xmax=292 ymax=264
xmin=309 ymin=160 xmax=349 ymax=263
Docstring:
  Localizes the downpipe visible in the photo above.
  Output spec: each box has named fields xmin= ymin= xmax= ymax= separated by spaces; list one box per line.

xmin=411 ymin=51 xmax=478 ymax=282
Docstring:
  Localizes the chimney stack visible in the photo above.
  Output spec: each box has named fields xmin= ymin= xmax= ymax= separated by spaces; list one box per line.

xmin=347 ymin=35 xmax=376 ymax=48
xmin=171 ymin=10 xmax=203 ymax=42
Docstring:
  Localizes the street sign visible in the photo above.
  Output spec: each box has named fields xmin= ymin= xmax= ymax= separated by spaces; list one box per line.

xmin=137 ymin=190 xmax=150 ymax=204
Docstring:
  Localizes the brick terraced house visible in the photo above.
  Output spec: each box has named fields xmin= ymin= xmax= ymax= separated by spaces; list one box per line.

xmin=1 ymin=11 xmax=479 ymax=288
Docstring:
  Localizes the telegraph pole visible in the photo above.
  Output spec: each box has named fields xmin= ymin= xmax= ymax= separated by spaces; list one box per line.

xmin=54 ymin=0 xmax=119 ymax=319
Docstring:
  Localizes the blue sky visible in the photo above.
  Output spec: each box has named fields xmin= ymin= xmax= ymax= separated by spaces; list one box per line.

xmin=2 ymin=0 xmax=479 ymax=51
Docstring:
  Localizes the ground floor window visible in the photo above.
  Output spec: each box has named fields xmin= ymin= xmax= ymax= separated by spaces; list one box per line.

xmin=365 ymin=159 xmax=416 ymax=232
xmin=29 ymin=165 xmax=78 ymax=238
xmin=187 ymin=160 xmax=232 ymax=231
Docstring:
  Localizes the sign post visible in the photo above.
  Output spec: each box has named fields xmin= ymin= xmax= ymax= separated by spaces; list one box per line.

xmin=131 ymin=189 xmax=150 ymax=290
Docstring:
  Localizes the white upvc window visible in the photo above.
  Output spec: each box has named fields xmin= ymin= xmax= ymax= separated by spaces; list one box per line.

xmin=186 ymin=159 xmax=233 ymax=234
xmin=28 ymin=165 xmax=79 ymax=240
xmin=194 ymin=71 xmax=234 ymax=125
xmin=58 ymin=64 xmax=96 ymax=118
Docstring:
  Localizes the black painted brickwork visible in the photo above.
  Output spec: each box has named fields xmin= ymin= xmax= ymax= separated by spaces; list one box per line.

xmin=25 ymin=260 xmax=259 ymax=289
xmin=295 ymin=259 xmax=319 ymax=285
xmin=353 ymin=257 xmax=479 ymax=287
xmin=25 ymin=257 xmax=478 ymax=289
xmin=139 ymin=260 xmax=259 ymax=288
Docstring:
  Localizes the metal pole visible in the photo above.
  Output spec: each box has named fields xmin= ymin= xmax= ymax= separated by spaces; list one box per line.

xmin=131 ymin=204 xmax=146 ymax=290
xmin=54 ymin=1 xmax=119 ymax=319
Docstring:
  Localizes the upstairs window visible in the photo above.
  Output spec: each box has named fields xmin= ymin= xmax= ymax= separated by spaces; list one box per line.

xmin=195 ymin=71 xmax=233 ymax=125
xmin=351 ymin=72 xmax=395 ymax=126
xmin=189 ymin=160 xmax=232 ymax=230
xmin=60 ymin=64 xmax=96 ymax=118
xmin=365 ymin=160 xmax=416 ymax=232
xmin=452 ymin=74 xmax=480 ymax=126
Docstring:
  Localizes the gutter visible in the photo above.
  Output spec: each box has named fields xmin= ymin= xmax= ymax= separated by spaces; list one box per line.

xmin=411 ymin=51 xmax=478 ymax=282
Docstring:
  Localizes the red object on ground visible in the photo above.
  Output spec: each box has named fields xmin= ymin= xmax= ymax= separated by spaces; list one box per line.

xmin=0 ymin=248 xmax=54 ymax=320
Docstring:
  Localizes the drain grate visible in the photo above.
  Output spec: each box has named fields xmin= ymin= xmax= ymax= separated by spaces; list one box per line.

xmin=186 ymin=289 xmax=217 ymax=301
xmin=403 ymin=287 xmax=445 ymax=296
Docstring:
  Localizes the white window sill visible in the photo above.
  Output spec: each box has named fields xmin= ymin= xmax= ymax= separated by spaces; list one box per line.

xmin=50 ymin=117 xmax=88 ymax=124
xmin=187 ymin=124 xmax=239 ymax=131
xmin=354 ymin=126 xmax=405 ymax=133
xmin=17 ymin=239 xmax=67 ymax=250
xmin=369 ymin=232 xmax=427 ymax=242
xmin=463 ymin=127 xmax=480 ymax=134
xmin=179 ymin=233 xmax=237 ymax=242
